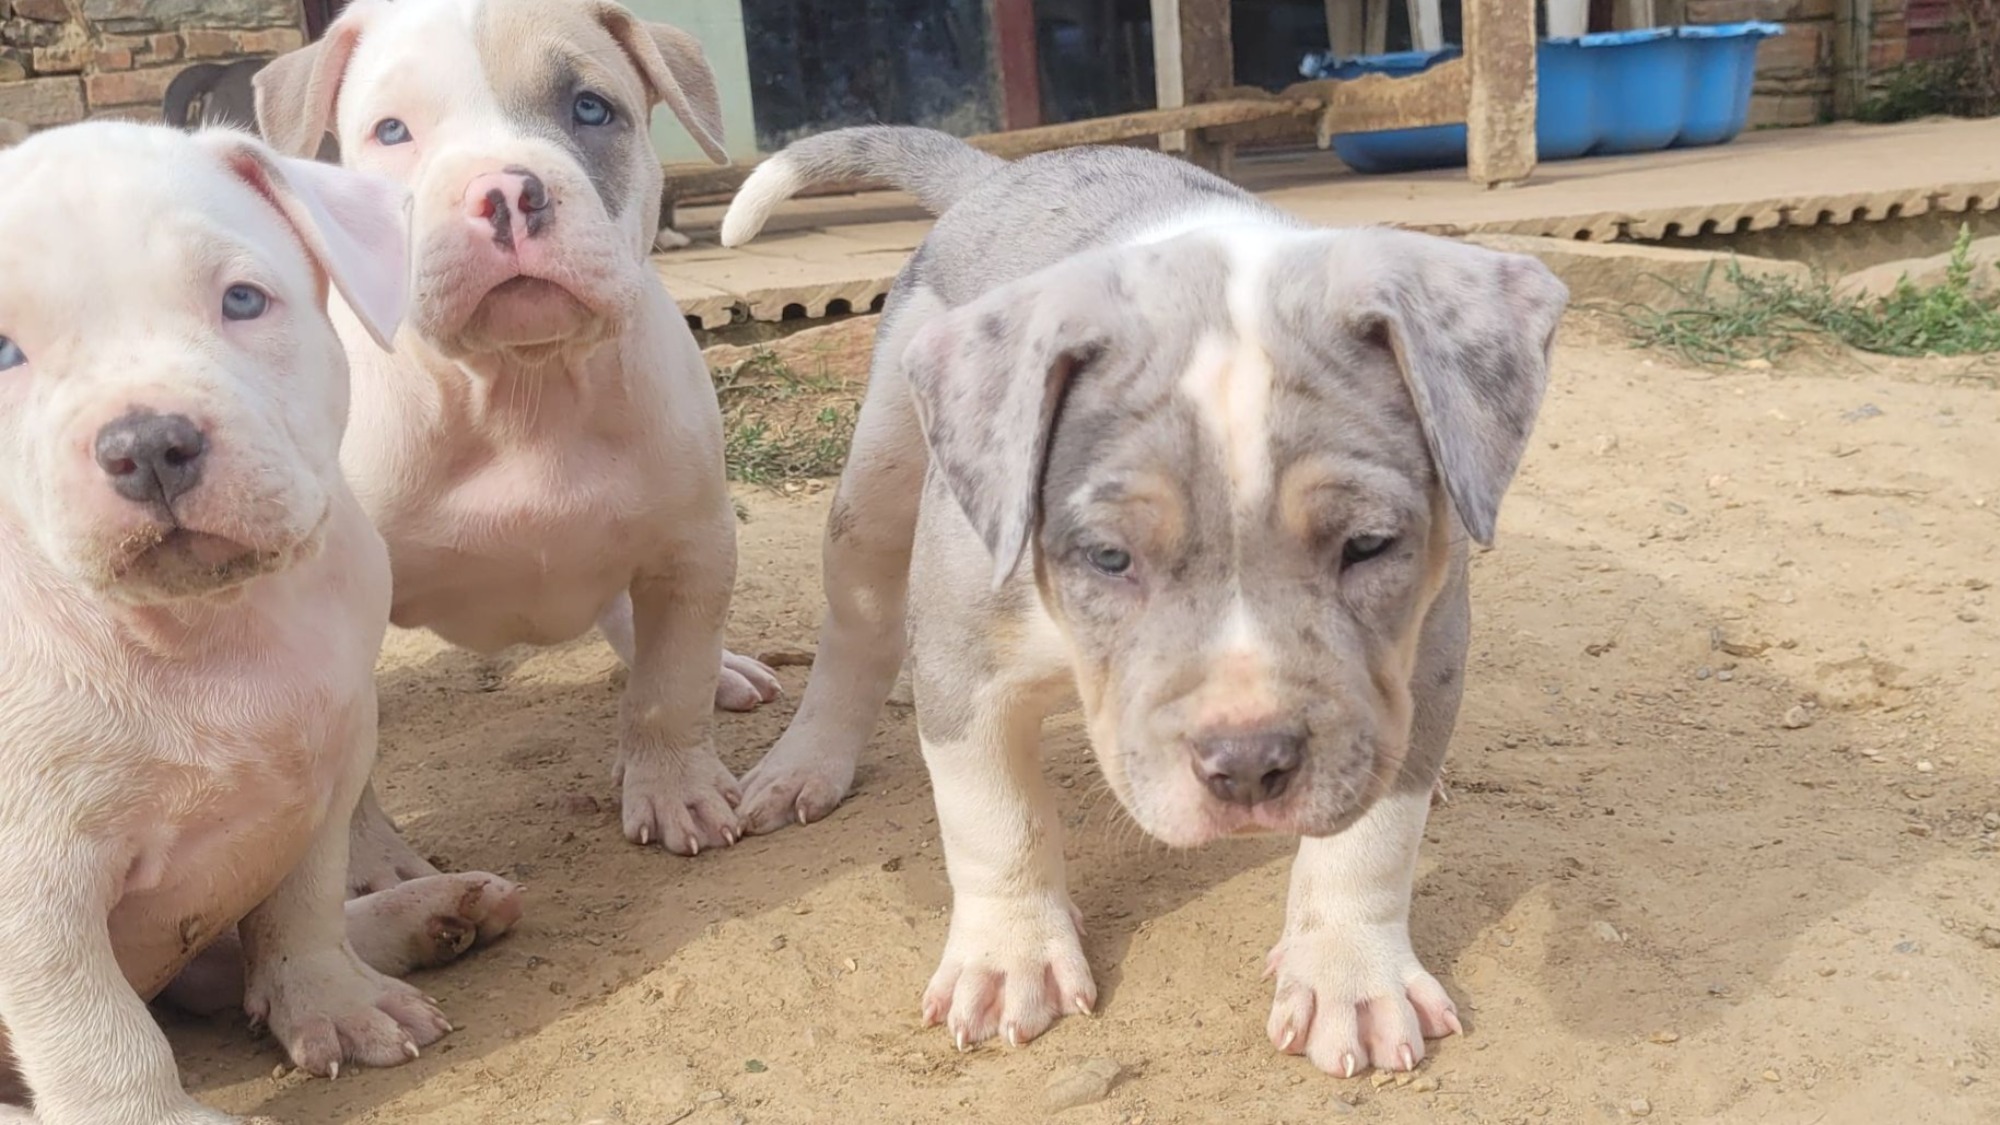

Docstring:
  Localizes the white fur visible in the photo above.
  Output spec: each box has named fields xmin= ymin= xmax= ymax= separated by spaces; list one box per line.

xmin=0 ymin=122 xmax=440 ymax=1120
xmin=718 ymin=156 xmax=803 ymax=248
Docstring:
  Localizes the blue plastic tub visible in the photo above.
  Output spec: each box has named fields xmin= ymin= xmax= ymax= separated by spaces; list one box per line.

xmin=1298 ymin=22 xmax=1783 ymax=174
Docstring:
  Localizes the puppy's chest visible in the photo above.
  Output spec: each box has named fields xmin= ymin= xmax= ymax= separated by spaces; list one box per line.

xmin=380 ymin=441 xmax=669 ymax=645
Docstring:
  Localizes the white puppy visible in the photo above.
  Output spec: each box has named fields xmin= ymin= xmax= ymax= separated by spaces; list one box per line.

xmin=254 ymin=0 xmax=785 ymax=875
xmin=0 ymin=122 xmax=520 ymax=1122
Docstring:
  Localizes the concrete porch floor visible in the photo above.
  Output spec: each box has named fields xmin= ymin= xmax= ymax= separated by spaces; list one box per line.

xmin=655 ymin=117 xmax=2000 ymax=330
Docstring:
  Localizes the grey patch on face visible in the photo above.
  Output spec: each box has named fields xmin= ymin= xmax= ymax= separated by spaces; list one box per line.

xmin=479 ymin=21 xmax=636 ymax=221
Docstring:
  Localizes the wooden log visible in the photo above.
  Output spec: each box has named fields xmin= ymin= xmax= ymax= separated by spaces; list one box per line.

xmin=661 ymin=98 xmax=1319 ymax=207
xmin=1150 ymin=0 xmax=1234 ymax=169
xmin=988 ymin=0 xmax=1043 ymax=130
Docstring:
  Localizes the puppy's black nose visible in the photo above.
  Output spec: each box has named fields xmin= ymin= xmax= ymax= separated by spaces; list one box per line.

xmin=1192 ymin=731 xmax=1304 ymax=807
xmin=95 ymin=411 xmax=206 ymax=506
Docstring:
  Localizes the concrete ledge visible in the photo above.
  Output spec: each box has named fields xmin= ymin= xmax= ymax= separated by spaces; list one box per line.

xmin=1462 ymin=233 xmax=1813 ymax=308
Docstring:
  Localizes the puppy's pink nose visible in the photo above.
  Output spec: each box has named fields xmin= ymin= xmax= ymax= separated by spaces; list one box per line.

xmin=463 ymin=166 xmax=551 ymax=249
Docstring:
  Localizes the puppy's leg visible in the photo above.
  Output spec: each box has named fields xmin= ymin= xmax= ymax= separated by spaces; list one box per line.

xmin=615 ymin=497 xmax=745 ymax=855
xmin=1266 ymin=565 xmax=1469 ymax=1076
xmin=158 ymin=873 xmax=525 ymax=1016
xmin=0 ymin=847 xmax=238 ymax=1124
xmin=240 ymin=710 xmax=452 ymax=1078
xmin=345 ymin=782 xmax=443 ymax=896
xmin=911 ymin=551 xmax=1091 ymax=1048
xmin=598 ymin=593 xmax=779 ymax=713
xmin=738 ymin=297 xmax=940 ymax=835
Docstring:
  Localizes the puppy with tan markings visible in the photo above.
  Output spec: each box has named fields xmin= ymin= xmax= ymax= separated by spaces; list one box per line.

xmin=0 ymin=122 xmax=521 ymax=1123
xmin=722 ymin=127 xmax=1567 ymax=1075
xmin=254 ymin=0 xmax=783 ymax=877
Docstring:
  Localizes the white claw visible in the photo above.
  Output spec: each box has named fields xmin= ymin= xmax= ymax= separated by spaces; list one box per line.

xmin=688 ymin=836 xmax=700 ymax=857
xmin=328 ymin=1061 xmax=340 ymax=1082
xmin=1279 ymin=1027 xmax=1296 ymax=1052
xmin=954 ymin=1029 xmax=968 ymax=1053
xmin=1343 ymin=1053 xmax=1357 ymax=1079
xmin=404 ymin=1041 xmax=421 ymax=1061
xmin=638 ymin=826 xmax=651 ymax=846
xmin=1074 ymin=996 xmax=1093 ymax=1017
xmin=1399 ymin=1044 xmax=1415 ymax=1071
xmin=796 ymin=798 xmax=811 ymax=826
xmin=1005 ymin=1025 xmax=1020 ymax=1048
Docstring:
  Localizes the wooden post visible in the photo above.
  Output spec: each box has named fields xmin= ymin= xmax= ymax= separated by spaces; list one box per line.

xmin=1324 ymin=0 xmax=1364 ymax=57
xmin=1464 ymin=0 xmax=1537 ymax=186
xmin=989 ymin=0 xmax=1043 ymax=130
xmin=1151 ymin=0 xmax=1234 ymax=171
xmin=1832 ymin=0 xmax=1872 ymax=118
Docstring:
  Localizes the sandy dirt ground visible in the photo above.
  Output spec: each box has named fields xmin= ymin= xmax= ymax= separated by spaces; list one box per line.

xmin=165 ymin=315 xmax=2000 ymax=1124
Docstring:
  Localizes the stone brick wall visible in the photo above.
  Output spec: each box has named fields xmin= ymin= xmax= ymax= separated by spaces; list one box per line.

xmin=0 ymin=0 xmax=304 ymax=132
xmin=1686 ymin=0 xmax=1913 ymax=127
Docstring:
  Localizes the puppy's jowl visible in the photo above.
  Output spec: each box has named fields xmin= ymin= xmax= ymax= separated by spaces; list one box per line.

xmin=255 ymin=0 xmax=785 ymax=876
xmin=726 ymin=127 xmax=1568 ymax=1075
xmin=0 ymin=123 xmax=517 ymax=1124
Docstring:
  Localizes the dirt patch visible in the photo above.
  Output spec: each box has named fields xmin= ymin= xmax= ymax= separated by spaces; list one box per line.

xmin=167 ymin=315 xmax=2000 ymax=1124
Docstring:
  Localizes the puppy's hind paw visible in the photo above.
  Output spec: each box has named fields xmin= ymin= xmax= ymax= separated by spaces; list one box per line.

xmin=716 ymin=648 xmax=783 ymax=712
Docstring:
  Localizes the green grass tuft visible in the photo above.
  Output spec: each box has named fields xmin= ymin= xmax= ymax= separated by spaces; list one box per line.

xmin=1617 ymin=225 xmax=2000 ymax=367
xmin=714 ymin=349 xmax=858 ymax=485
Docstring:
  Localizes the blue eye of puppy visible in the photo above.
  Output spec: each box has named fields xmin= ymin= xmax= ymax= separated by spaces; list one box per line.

xmin=222 ymin=284 xmax=270 ymax=321
xmin=573 ymin=92 xmax=613 ymax=127
xmin=373 ymin=118 xmax=412 ymax=145
xmin=1341 ymin=534 xmax=1395 ymax=568
xmin=0 ymin=336 xmax=23 ymax=371
xmin=1086 ymin=545 xmax=1133 ymax=577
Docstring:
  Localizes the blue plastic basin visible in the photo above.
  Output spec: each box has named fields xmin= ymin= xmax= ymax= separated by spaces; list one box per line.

xmin=1298 ymin=22 xmax=1783 ymax=174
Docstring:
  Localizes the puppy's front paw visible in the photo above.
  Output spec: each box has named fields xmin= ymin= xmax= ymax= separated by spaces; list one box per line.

xmin=1265 ymin=924 xmax=1460 ymax=1077
xmin=922 ymin=894 xmax=1096 ymax=1050
xmin=716 ymin=649 xmax=783 ymax=712
xmin=246 ymin=948 xmax=452 ymax=1077
xmin=736 ymin=728 xmax=857 ymax=836
xmin=616 ymin=745 xmax=742 ymax=855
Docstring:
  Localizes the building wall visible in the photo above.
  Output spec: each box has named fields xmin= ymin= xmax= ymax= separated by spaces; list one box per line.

xmin=1687 ymin=0 xmax=1911 ymax=126
xmin=0 ymin=0 xmax=303 ymax=131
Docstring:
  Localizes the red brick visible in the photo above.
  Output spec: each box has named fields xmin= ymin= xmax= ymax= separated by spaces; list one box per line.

xmin=1754 ymin=23 xmax=1829 ymax=73
xmin=233 ymin=28 xmax=302 ymax=54
xmin=0 ymin=74 xmax=82 ymax=126
xmin=84 ymin=64 xmax=180 ymax=108
xmin=1748 ymin=92 xmax=1828 ymax=127
xmin=180 ymin=30 xmax=236 ymax=59
xmin=12 ymin=0 xmax=70 ymax=21
xmin=1869 ymin=38 xmax=1909 ymax=68
xmin=91 ymin=46 xmax=134 ymax=70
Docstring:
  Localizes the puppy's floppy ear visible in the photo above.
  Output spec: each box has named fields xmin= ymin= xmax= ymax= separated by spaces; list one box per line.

xmin=254 ymin=8 xmax=369 ymax=159
xmin=592 ymin=3 xmax=729 ymax=165
xmin=902 ymin=255 xmax=1126 ymax=588
xmin=202 ymin=132 xmax=412 ymax=352
xmin=1340 ymin=230 xmax=1568 ymax=545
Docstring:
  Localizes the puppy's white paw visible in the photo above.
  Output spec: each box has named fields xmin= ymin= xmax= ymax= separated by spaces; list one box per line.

xmin=921 ymin=894 xmax=1096 ymax=1050
xmin=246 ymin=947 xmax=451 ymax=1078
xmin=616 ymin=745 xmax=742 ymax=855
xmin=716 ymin=649 xmax=783 ymax=712
xmin=1265 ymin=924 xmax=1460 ymax=1077
xmin=736 ymin=728 xmax=856 ymax=836
xmin=347 ymin=872 xmax=525 ymax=976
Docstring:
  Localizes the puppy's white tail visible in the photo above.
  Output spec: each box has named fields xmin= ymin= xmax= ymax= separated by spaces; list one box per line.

xmin=720 ymin=126 xmax=1005 ymax=248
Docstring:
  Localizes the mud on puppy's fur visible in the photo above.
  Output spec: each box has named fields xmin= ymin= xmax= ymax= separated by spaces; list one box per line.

xmin=0 ymin=122 xmax=518 ymax=1123
xmin=722 ymin=126 xmax=1567 ymax=1075
xmin=254 ymin=0 xmax=786 ymax=874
